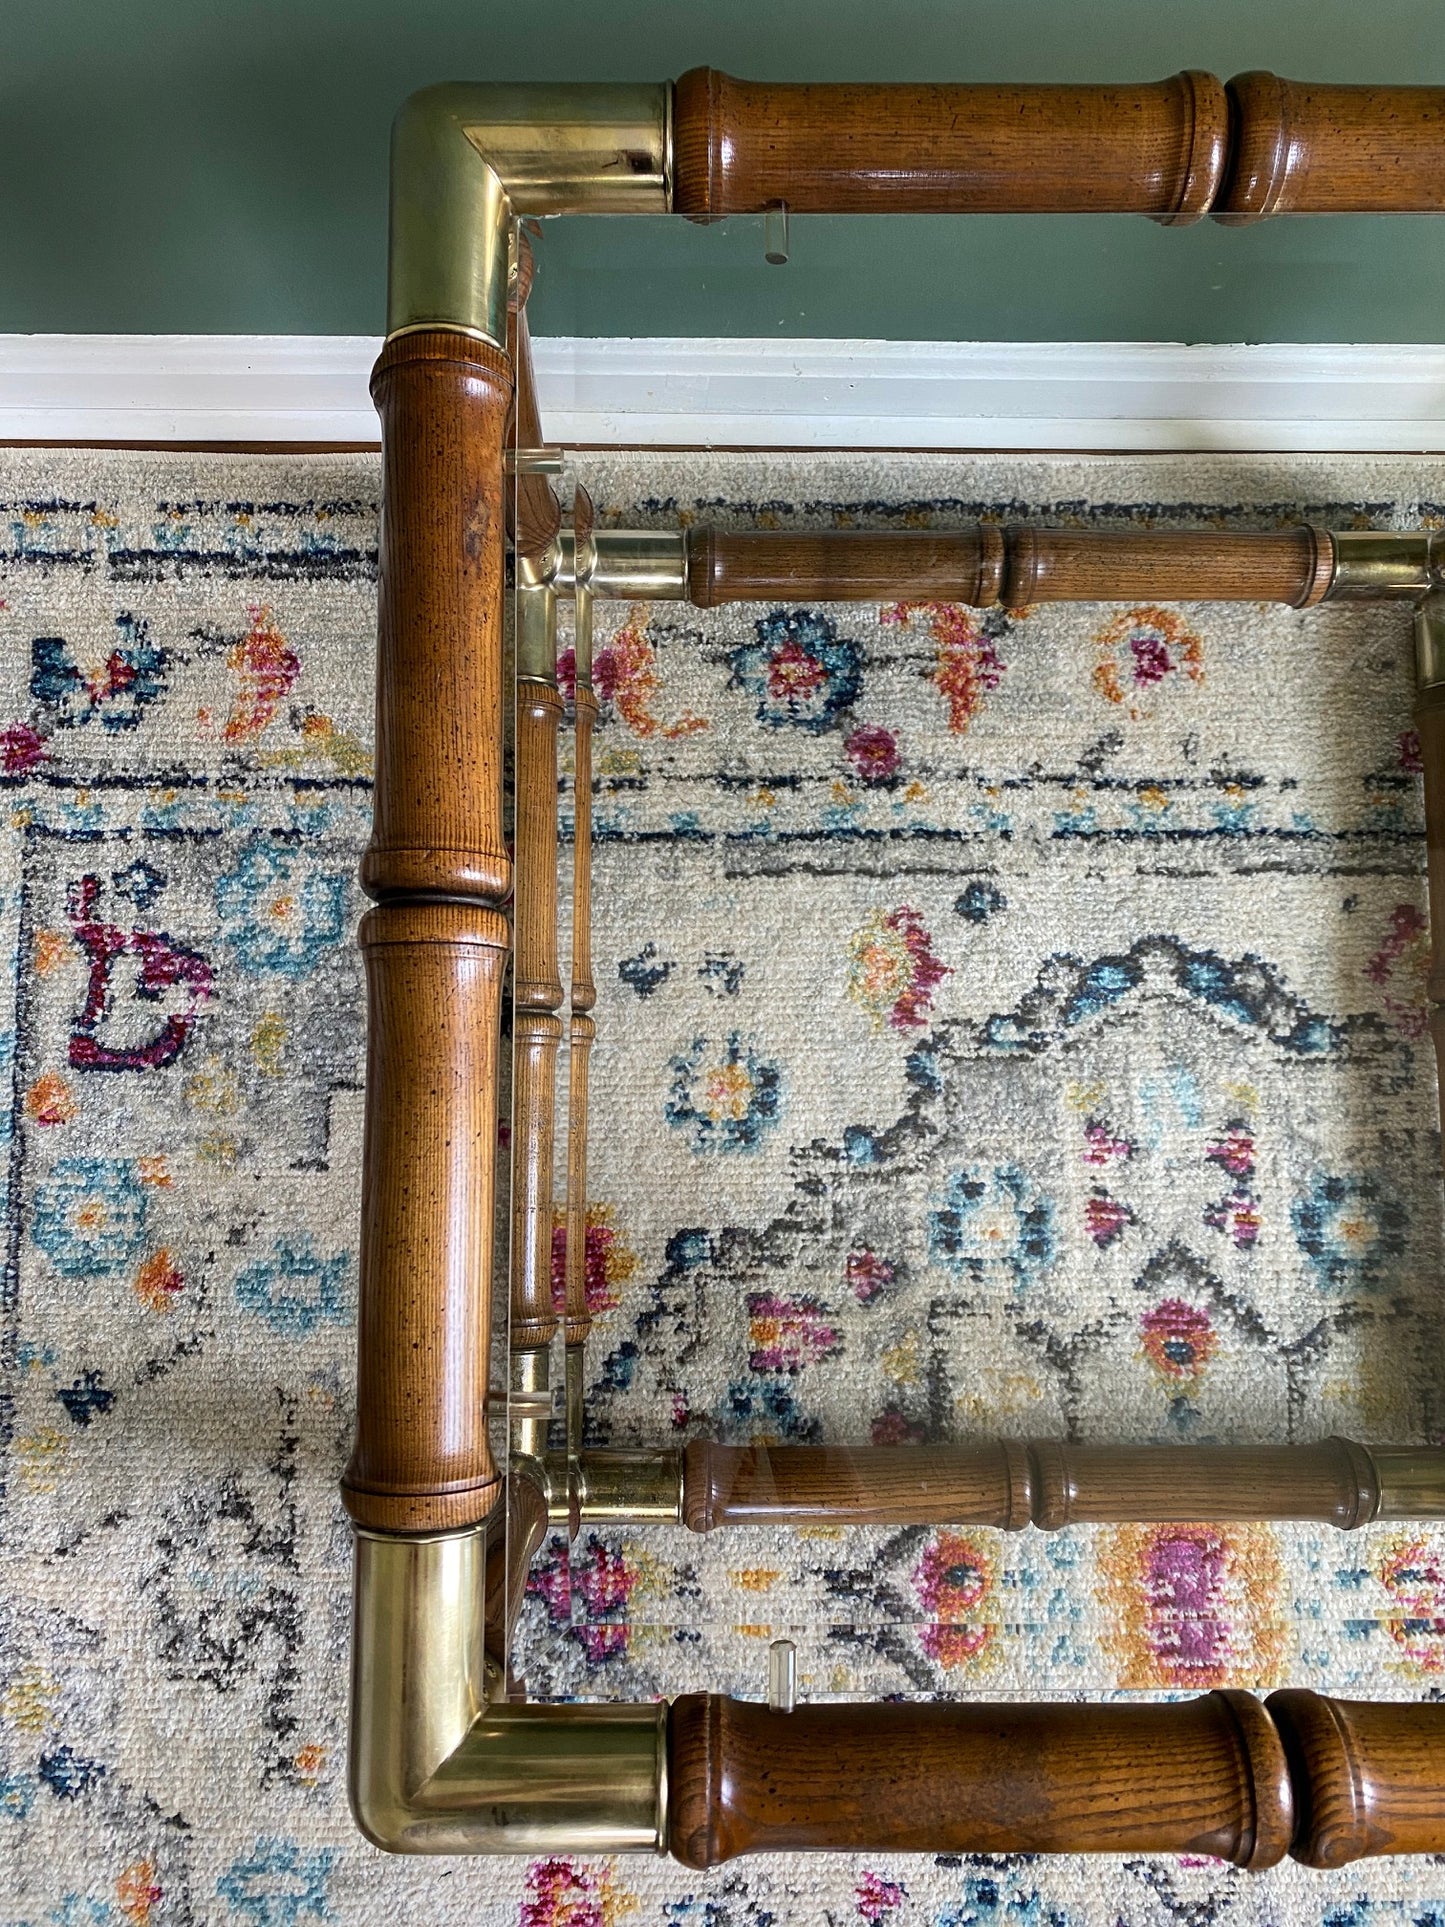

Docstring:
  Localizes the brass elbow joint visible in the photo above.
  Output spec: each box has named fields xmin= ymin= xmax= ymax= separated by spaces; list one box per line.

xmin=350 ymin=1525 xmax=667 ymax=1854
xmin=388 ymin=82 xmax=673 ymax=344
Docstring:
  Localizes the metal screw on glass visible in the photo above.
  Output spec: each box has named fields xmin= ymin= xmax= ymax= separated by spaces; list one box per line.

xmin=768 ymin=1638 xmax=797 ymax=1713
xmin=764 ymin=199 xmax=790 ymax=265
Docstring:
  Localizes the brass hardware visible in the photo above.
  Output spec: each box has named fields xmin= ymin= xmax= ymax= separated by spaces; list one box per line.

xmin=516 ymin=560 xmax=559 ymax=685
xmin=546 ymin=1448 xmax=685 ymax=1525
xmin=1416 ymin=592 xmax=1445 ymax=691
xmin=1375 ymin=1446 xmax=1445 ymax=1517
xmin=554 ymin=529 xmax=689 ymax=601
xmin=768 ymin=1639 xmax=797 ymax=1712
xmin=350 ymin=1525 xmax=666 ymax=1853
xmin=387 ymin=83 xmax=672 ymax=343
xmin=1329 ymin=530 xmax=1445 ymax=600
xmin=510 ymin=1346 xmax=553 ymax=1470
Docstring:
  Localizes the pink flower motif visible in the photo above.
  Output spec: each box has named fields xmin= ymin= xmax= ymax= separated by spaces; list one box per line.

xmin=856 ymin=1872 xmax=906 ymax=1922
xmin=1205 ymin=1122 xmax=1256 ymax=1181
xmin=1082 ymin=1117 xmax=1133 ymax=1166
xmin=1204 ymin=1190 xmax=1261 ymax=1248
xmin=1085 ymin=1190 xmax=1133 ymax=1248
xmin=844 ymin=723 xmax=901 ymax=785
xmin=1399 ymin=727 xmax=1423 ymax=774
xmin=521 ymin=1859 xmax=604 ymax=1927
xmin=871 ymin=1406 xmax=926 ymax=1445
xmin=766 ymin=636 xmax=828 ymax=701
xmin=747 ymin=1290 xmax=842 ymax=1373
xmin=913 ymin=1530 xmax=995 ymax=1668
xmin=0 ymin=722 xmax=46 ymax=774
xmin=1365 ymin=903 xmax=1431 ymax=1038
xmin=846 ymin=1248 xmax=895 ymax=1304
xmin=847 ymin=906 xmax=950 ymax=1032
xmin=1139 ymin=1299 xmax=1217 ymax=1383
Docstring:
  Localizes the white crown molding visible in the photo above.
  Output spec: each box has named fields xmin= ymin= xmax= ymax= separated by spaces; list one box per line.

xmin=2 ymin=334 xmax=1445 ymax=451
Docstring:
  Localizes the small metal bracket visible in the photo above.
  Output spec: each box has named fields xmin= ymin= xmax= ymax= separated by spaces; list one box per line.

xmin=764 ymin=199 xmax=790 ymax=265
xmin=767 ymin=1638 xmax=797 ymax=1713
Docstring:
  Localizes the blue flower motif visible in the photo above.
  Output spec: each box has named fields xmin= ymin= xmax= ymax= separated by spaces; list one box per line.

xmin=217 ymin=1839 xmax=334 ymax=1926
xmin=929 ymin=1164 xmax=1057 ymax=1290
xmin=1292 ymin=1173 xmax=1408 ymax=1293
xmin=32 ymin=1158 xmax=147 ymax=1278
xmin=0 ymin=1770 xmax=34 ymax=1819
xmin=665 ymin=1033 xmax=782 ymax=1154
xmin=730 ymin=609 xmax=862 ymax=732
xmin=37 ymin=1746 xmax=106 ymax=1800
xmin=235 ymin=1237 xmax=351 ymax=1336
xmin=215 ymin=841 xmax=345 ymax=978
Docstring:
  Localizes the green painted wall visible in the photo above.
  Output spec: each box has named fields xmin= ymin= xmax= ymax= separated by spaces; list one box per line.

xmin=4 ymin=0 xmax=1443 ymax=340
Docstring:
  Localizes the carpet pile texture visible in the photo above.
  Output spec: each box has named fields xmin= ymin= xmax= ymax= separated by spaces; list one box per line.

xmin=3 ymin=447 xmax=1444 ymax=1924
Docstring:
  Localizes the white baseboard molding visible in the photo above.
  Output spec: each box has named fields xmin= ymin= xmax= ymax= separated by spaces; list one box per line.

xmin=2 ymin=335 xmax=1445 ymax=452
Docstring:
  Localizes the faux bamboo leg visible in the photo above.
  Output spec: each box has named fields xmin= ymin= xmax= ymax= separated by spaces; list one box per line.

xmin=668 ymin=1690 xmax=1445 ymax=1868
xmin=511 ymin=587 xmax=564 ymax=1457
xmin=343 ymin=332 xmax=513 ymax=1535
xmin=682 ymin=1438 xmax=1445 ymax=1531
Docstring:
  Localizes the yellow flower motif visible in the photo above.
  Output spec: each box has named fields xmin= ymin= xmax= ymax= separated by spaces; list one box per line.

xmin=2 ymin=1668 xmax=58 ymax=1733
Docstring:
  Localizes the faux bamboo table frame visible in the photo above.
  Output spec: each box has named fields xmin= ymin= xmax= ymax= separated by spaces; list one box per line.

xmin=345 ymin=71 xmax=1445 ymax=1866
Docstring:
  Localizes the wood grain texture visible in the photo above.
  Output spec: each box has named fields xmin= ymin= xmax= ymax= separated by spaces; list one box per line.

xmin=1219 ymin=75 xmax=1445 ymax=220
xmin=1269 ymin=1691 xmax=1445 ymax=1865
xmin=672 ymin=70 xmax=1445 ymax=221
xmin=362 ymin=332 xmax=513 ymax=905
xmin=667 ymin=1690 xmax=1294 ymax=1867
xmin=342 ymin=902 xmax=508 ymax=1533
xmin=673 ymin=69 xmax=1230 ymax=219
xmin=685 ymin=525 xmax=1335 ymax=609
xmin=508 ymin=302 xmax=562 ymax=564
xmin=682 ymin=1438 xmax=1398 ymax=1532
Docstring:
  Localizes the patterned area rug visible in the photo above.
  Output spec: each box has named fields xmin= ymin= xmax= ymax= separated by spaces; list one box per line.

xmin=3 ymin=446 xmax=1445 ymax=1925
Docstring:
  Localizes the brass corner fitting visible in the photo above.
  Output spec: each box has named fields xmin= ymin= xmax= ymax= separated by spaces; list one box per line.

xmin=388 ymin=83 xmax=673 ymax=344
xmin=350 ymin=1524 xmax=667 ymax=1854
xmin=1327 ymin=531 xmax=1445 ymax=692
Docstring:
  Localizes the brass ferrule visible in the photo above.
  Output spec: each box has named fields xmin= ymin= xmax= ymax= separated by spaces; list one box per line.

xmin=545 ymin=1447 xmax=685 ymax=1525
xmin=1329 ymin=530 xmax=1445 ymax=601
xmin=388 ymin=83 xmax=673 ymax=343
xmin=516 ymin=563 xmax=559 ymax=684
xmin=510 ymin=1347 xmax=554 ymax=1467
xmin=542 ymin=529 xmax=688 ymax=601
xmin=350 ymin=1526 xmax=666 ymax=1853
xmin=1415 ymin=593 xmax=1445 ymax=692
xmin=1373 ymin=1447 xmax=1445 ymax=1517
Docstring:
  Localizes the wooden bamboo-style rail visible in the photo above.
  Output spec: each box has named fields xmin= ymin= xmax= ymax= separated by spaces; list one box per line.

xmin=680 ymin=1438 xmax=1445 ymax=1532
xmin=342 ymin=330 xmax=513 ymax=1536
xmin=668 ymin=1690 xmax=1445 ymax=1868
xmin=684 ymin=524 xmax=1345 ymax=608
xmin=672 ymin=70 xmax=1445 ymax=219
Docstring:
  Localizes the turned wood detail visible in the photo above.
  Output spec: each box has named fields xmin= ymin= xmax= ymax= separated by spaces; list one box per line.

xmin=672 ymin=70 xmax=1445 ymax=219
xmin=362 ymin=332 xmax=513 ymax=905
xmin=511 ymin=679 xmax=563 ymax=1353
xmin=342 ymin=903 xmax=509 ymax=1533
xmin=681 ymin=1438 xmax=1402 ymax=1532
xmin=668 ymin=1690 xmax=1295 ymax=1867
xmin=508 ymin=293 xmax=563 ymax=564
xmin=685 ymin=525 xmax=1335 ymax=609
xmin=668 ymin=1690 xmax=1445 ymax=1868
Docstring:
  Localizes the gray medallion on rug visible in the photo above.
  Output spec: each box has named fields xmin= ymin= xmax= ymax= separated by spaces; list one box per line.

xmin=2 ymin=447 xmax=1443 ymax=1925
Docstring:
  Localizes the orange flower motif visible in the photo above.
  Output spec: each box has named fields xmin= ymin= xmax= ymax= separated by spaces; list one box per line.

xmin=223 ymin=604 xmax=300 ymax=742
xmin=1092 ymin=605 xmax=1203 ymax=720
xmin=134 ymin=1247 xmax=185 ymax=1311
xmin=25 ymin=1072 xmax=76 ymax=1127
xmin=116 ymin=1861 xmax=163 ymax=1926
